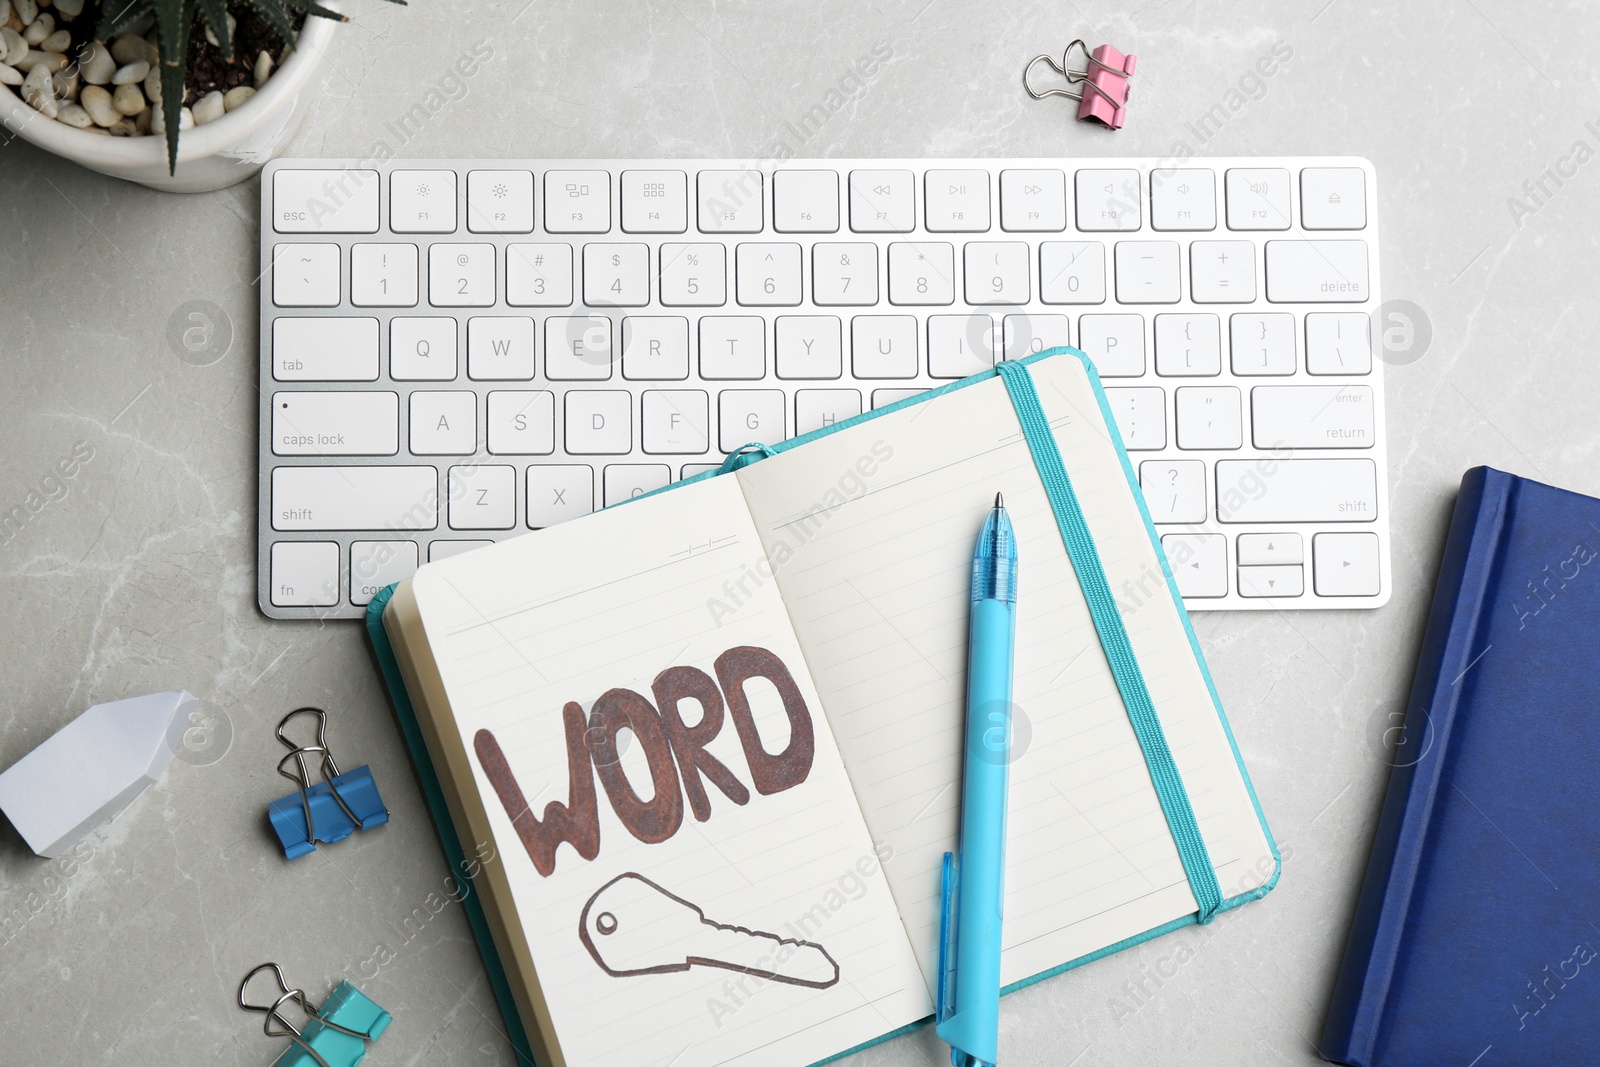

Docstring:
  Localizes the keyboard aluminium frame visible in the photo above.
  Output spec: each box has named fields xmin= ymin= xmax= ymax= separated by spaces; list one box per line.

xmin=257 ymin=156 xmax=1388 ymax=619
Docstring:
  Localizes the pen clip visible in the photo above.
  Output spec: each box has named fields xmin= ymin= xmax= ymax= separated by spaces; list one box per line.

xmin=937 ymin=851 xmax=958 ymax=1029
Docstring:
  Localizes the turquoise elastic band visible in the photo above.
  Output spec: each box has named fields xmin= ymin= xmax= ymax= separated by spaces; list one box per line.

xmin=994 ymin=360 xmax=1224 ymax=924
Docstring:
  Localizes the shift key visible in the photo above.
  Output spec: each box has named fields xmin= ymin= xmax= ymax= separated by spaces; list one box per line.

xmin=272 ymin=466 xmax=438 ymax=530
xmin=1215 ymin=459 xmax=1377 ymax=523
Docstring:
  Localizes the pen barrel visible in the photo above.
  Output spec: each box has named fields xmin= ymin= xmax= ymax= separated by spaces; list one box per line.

xmin=951 ymin=596 xmax=1016 ymax=1062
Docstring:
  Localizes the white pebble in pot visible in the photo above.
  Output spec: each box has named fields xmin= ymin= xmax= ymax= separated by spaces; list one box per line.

xmin=2 ymin=27 xmax=29 ymax=67
xmin=53 ymin=0 xmax=82 ymax=17
xmin=15 ymin=0 xmax=37 ymax=26
xmin=79 ymin=40 xmax=114 ymax=84
xmin=80 ymin=83 xmax=119 ymax=127
xmin=56 ymin=101 xmax=92 ymax=127
xmin=22 ymin=12 xmax=53 ymax=46
xmin=0 ymin=66 xmax=22 ymax=86
xmin=192 ymin=89 xmax=224 ymax=125
xmin=112 ymin=81 xmax=143 ymax=115
xmin=223 ymin=84 xmax=254 ymax=111
xmin=111 ymin=59 xmax=147 ymax=84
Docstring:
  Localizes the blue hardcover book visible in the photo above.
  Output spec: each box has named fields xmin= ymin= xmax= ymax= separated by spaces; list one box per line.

xmin=1322 ymin=466 xmax=1600 ymax=1066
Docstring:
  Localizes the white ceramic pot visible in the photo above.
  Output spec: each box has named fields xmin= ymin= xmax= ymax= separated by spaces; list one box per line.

xmin=0 ymin=4 xmax=341 ymax=193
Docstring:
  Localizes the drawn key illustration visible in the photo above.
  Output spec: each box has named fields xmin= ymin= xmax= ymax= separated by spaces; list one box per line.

xmin=579 ymin=873 xmax=840 ymax=989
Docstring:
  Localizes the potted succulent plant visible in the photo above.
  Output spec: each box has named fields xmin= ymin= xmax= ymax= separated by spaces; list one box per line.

xmin=0 ymin=0 xmax=399 ymax=192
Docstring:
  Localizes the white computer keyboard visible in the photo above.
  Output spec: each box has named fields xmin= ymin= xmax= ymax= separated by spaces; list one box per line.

xmin=257 ymin=156 xmax=1389 ymax=619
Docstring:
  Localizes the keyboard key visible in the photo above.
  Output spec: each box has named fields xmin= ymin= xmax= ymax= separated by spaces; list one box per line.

xmin=506 ymin=243 xmax=574 ymax=307
xmin=700 ymin=317 xmax=766 ymax=379
xmin=621 ymin=170 xmax=688 ymax=233
xmin=1154 ymin=313 xmax=1221 ymax=376
xmin=565 ymin=391 xmax=633 ymax=454
xmin=270 ymin=541 xmax=339 ymax=606
xmin=428 ymin=243 xmax=495 ymax=307
xmin=642 ymin=390 xmax=711 ymax=454
xmin=796 ymin=389 xmax=862 ymax=434
xmin=1150 ymin=169 xmax=1216 ymax=231
xmin=887 ymin=242 xmax=955 ymax=305
xmin=1300 ymin=168 xmax=1366 ymax=230
xmin=584 ymin=243 xmax=651 ymax=307
xmin=1313 ymin=532 xmax=1382 ymax=596
xmin=1225 ymin=168 xmax=1292 ymax=230
xmin=527 ymin=465 xmax=594 ymax=527
xmin=1075 ymin=169 xmax=1141 ymax=231
xmin=1215 ymin=459 xmax=1378 ymax=523
xmin=1252 ymin=384 xmax=1374 ymax=449
xmin=849 ymin=169 xmax=915 ymax=233
xmin=1237 ymin=533 xmax=1302 ymax=566
xmin=1114 ymin=241 xmax=1181 ymax=304
xmin=1139 ymin=460 xmax=1207 ymax=524
xmin=271 ymin=467 xmax=437 ymax=531
xmin=467 ymin=316 xmax=535 ymax=380
xmin=390 ymin=170 xmax=456 ymax=233
xmin=409 ymin=391 xmax=477 ymax=454
xmin=273 ymin=318 xmax=378 ymax=381
xmin=430 ymin=539 xmax=493 ymax=562
xmin=1305 ymin=312 xmax=1373 ymax=374
xmin=1190 ymin=240 xmax=1255 ymax=303
xmin=1002 ymin=314 xmax=1071 ymax=360
xmin=852 ymin=315 xmax=918 ymax=379
xmin=486 ymin=390 xmax=555 ymax=454
xmin=774 ymin=170 xmax=840 ymax=233
xmin=736 ymin=243 xmax=803 ymax=306
xmin=698 ymin=170 xmax=764 ymax=233
xmin=272 ymin=169 xmax=379 ymax=233
xmin=681 ymin=464 xmax=721 ymax=479
xmin=872 ymin=388 xmax=925 ymax=409
xmin=351 ymin=243 xmax=419 ymax=307
xmin=622 ymin=316 xmax=690 ymax=380
xmin=466 ymin=169 xmax=535 ymax=233
xmin=1175 ymin=386 xmax=1241 ymax=449
xmin=928 ymin=315 xmax=996 ymax=378
xmin=1039 ymin=242 xmax=1107 ymax=304
xmin=604 ymin=464 xmax=672 ymax=507
xmin=813 ymin=243 xmax=878 ymax=305
xmin=964 ymin=242 xmax=1030 ymax=305
xmin=1078 ymin=314 xmax=1145 ymax=377
xmin=1238 ymin=565 xmax=1303 ymax=598
xmin=272 ymin=391 xmax=398 ymax=456
xmin=1229 ymin=313 xmax=1296 ymax=376
xmin=545 ymin=315 xmax=614 ymax=380
xmin=349 ymin=540 xmax=419 ymax=606
xmin=449 ymin=464 xmax=517 ymax=529
xmin=999 ymin=169 xmax=1066 ymax=232
xmin=391 ymin=318 xmax=458 ymax=381
xmin=925 ymin=169 xmax=990 ymax=232
xmin=659 ymin=243 xmax=728 ymax=306
xmin=1161 ymin=533 xmax=1227 ymax=598
xmin=776 ymin=316 xmax=843 ymax=379
xmin=273 ymin=244 xmax=340 ymax=307
xmin=545 ymin=170 xmax=610 ymax=233
xmin=719 ymin=390 xmax=785 ymax=451
xmin=1103 ymin=387 xmax=1166 ymax=449
xmin=1265 ymin=240 xmax=1370 ymax=302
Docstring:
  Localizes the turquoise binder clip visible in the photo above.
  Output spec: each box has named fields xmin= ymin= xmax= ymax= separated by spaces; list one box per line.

xmin=239 ymin=963 xmax=392 ymax=1067
xmin=266 ymin=707 xmax=388 ymax=860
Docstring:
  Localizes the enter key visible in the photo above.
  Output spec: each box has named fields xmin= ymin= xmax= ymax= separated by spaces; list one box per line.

xmin=1251 ymin=384 xmax=1374 ymax=449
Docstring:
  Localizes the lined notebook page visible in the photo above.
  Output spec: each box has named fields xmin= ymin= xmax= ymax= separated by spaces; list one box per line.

xmin=411 ymin=474 xmax=929 ymax=1067
xmin=735 ymin=357 xmax=1276 ymax=987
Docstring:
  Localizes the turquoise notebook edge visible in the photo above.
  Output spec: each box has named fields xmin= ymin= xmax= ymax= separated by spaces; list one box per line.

xmin=362 ymin=346 xmax=1279 ymax=1067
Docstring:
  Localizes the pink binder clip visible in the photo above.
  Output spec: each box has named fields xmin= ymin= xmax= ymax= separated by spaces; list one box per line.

xmin=1024 ymin=39 xmax=1138 ymax=130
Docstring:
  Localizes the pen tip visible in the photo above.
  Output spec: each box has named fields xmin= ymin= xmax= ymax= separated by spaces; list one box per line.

xmin=994 ymin=492 xmax=1004 ymax=509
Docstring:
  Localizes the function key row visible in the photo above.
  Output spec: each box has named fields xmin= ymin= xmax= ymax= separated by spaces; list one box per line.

xmin=272 ymin=166 xmax=1368 ymax=237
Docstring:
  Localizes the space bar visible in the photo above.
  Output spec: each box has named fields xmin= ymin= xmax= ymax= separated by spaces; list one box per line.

xmin=272 ymin=466 xmax=438 ymax=531
xmin=1215 ymin=459 xmax=1377 ymax=523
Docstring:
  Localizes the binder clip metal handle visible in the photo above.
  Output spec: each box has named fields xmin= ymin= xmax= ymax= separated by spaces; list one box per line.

xmin=268 ymin=707 xmax=389 ymax=860
xmin=238 ymin=966 xmax=392 ymax=1062
xmin=1023 ymin=39 xmax=1137 ymax=130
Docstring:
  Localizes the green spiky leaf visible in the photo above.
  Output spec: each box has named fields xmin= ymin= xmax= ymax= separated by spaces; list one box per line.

xmin=154 ymin=0 xmax=194 ymax=175
xmin=234 ymin=0 xmax=298 ymax=48
xmin=96 ymin=0 xmax=151 ymax=41
xmin=196 ymin=0 xmax=232 ymax=59
xmin=279 ymin=0 xmax=352 ymax=23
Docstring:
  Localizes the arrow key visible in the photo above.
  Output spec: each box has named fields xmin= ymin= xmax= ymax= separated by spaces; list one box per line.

xmin=1161 ymin=533 xmax=1227 ymax=598
xmin=1238 ymin=564 xmax=1304 ymax=598
xmin=1237 ymin=532 xmax=1302 ymax=566
xmin=1313 ymin=532 xmax=1381 ymax=597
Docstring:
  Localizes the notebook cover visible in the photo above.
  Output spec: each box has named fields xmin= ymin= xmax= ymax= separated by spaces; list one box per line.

xmin=365 ymin=347 xmax=1279 ymax=1065
xmin=1322 ymin=466 xmax=1600 ymax=1066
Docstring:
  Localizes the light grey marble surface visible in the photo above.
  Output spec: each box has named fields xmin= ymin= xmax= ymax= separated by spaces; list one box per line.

xmin=4 ymin=0 xmax=1599 ymax=1063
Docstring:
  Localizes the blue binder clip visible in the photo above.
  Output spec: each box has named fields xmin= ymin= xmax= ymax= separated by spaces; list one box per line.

xmin=239 ymin=963 xmax=392 ymax=1067
xmin=267 ymin=707 xmax=388 ymax=860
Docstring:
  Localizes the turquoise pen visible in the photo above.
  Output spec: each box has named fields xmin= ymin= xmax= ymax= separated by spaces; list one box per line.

xmin=936 ymin=492 xmax=1018 ymax=1067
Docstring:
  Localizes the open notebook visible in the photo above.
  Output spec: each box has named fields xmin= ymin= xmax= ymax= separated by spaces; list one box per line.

xmin=373 ymin=349 xmax=1278 ymax=1067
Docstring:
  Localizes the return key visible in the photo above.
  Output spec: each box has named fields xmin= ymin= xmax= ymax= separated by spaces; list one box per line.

xmin=1251 ymin=385 xmax=1374 ymax=449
